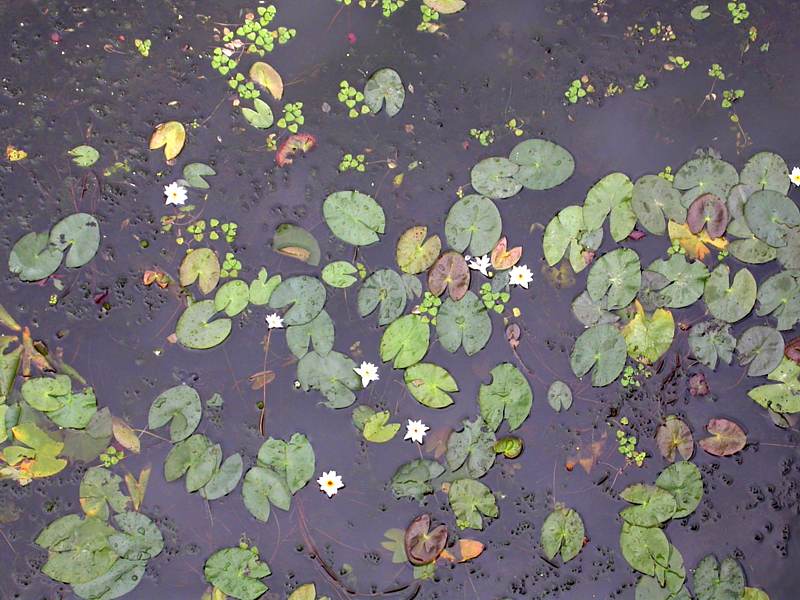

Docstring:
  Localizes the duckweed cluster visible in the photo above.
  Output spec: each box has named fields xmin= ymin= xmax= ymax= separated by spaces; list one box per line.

xmin=339 ymin=152 xmax=366 ymax=172
xmin=338 ymin=81 xmax=371 ymax=119
xmin=277 ymin=102 xmax=304 ymax=133
xmin=480 ymin=282 xmax=510 ymax=314
xmin=414 ymin=291 xmax=441 ymax=325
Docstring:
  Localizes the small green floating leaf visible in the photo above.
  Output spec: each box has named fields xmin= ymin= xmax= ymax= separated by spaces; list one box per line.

xmin=736 ymin=326 xmax=784 ymax=377
xmin=248 ymin=268 xmax=280 ymax=306
xmin=183 ymin=162 xmax=216 ymax=189
xmin=201 ymin=453 xmax=243 ymax=500
xmin=363 ymin=410 xmax=401 ymax=443
xmin=693 ymin=555 xmax=745 ymax=600
xmin=175 ymin=300 xmax=232 ymax=350
xmin=396 ymin=226 xmax=441 ymax=274
xmin=436 ymin=291 xmax=492 ymax=356
xmin=204 ymin=546 xmax=271 ymax=600
xmin=448 ymin=478 xmax=498 ymax=530
xmin=286 ymin=310 xmax=334 ymax=359
xmin=619 ymin=484 xmax=677 ymax=527
xmin=690 ymin=4 xmax=710 ymax=20
xmin=631 ymin=174 xmax=685 ymax=235
xmin=179 ymin=248 xmax=220 ymax=295
xmin=446 ymin=418 xmax=496 ymax=478
xmin=296 ymin=350 xmax=361 ymax=408
xmin=587 ymin=248 xmax=641 ymax=310
xmin=268 ymin=276 xmax=326 ymax=326
xmin=655 ymin=461 xmax=703 ymax=518
xmin=68 ymin=145 xmax=100 ymax=167
xmin=79 ymin=467 xmax=130 ymax=520
xmin=688 ymin=319 xmax=736 ymax=368
xmin=363 ymin=68 xmax=405 ymax=117
xmin=391 ymin=459 xmax=445 ymax=501
xmin=241 ymin=97 xmax=274 ymax=129
xmin=214 ymin=279 xmax=250 ymax=317
xmin=547 ymin=380 xmax=573 ymax=412
xmin=322 ymin=261 xmax=359 ymax=288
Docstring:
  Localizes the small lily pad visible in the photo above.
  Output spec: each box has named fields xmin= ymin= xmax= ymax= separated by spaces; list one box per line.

xmin=364 ymin=68 xmax=405 ymax=116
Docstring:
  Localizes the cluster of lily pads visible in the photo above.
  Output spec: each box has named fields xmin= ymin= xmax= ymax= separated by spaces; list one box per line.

xmin=35 ymin=466 xmax=164 ymax=599
xmin=538 ymin=150 xmax=800 ymax=425
xmin=8 ymin=212 xmax=100 ymax=282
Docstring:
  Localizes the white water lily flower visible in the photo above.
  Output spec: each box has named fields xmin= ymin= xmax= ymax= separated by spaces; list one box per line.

xmin=791 ymin=166 xmax=800 ymax=187
xmin=317 ymin=470 xmax=344 ymax=498
xmin=404 ymin=419 xmax=429 ymax=444
xmin=354 ymin=361 xmax=379 ymax=388
xmin=509 ymin=264 xmax=533 ymax=289
xmin=467 ymin=254 xmax=492 ymax=277
xmin=265 ymin=313 xmax=284 ymax=329
xmin=164 ymin=182 xmax=188 ymax=206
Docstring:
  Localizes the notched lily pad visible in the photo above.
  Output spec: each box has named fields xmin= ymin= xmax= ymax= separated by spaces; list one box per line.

xmin=687 ymin=193 xmax=728 ymax=238
xmin=363 ymin=68 xmax=405 ymax=117
xmin=396 ymin=226 xmax=441 ymax=274
xmin=509 ymin=138 xmax=575 ymax=190
xmin=428 ymin=251 xmax=470 ymax=300
xmin=404 ymin=514 xmax=448 ymax=565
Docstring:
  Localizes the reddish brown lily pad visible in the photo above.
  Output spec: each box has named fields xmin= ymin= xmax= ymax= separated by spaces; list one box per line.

xmin=698 ymin=418 xmax=746 ymax=456
xmin=428 ymin=251 xmax=470 ymax=300
xmin=404 ymin=514 xmax=448 ymax=566
xmin=687 ymin=193 xmax=729 ymax=238
xmin=490 ymin=237 xmax=522 ymax=270
xmin=655 ymin=416 xmax=693 ymax=462
xmin=785 ymin=337 xmax=800 ymax=365
xmin=276 ymin=133 xmax=316 ymax=167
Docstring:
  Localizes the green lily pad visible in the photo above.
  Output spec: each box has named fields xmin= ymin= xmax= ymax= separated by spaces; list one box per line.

xmin=446 ymin=418 xmax=496 ymax=477
xmin=404 ymin=362 xmax=458 ymax=408
xmin=296 ymin=350 xmax=361 ymax=408
xmin=673 ymin=157 xmax=738 ymax=203
xmin=693 ymin=555 xmax=744 ymax=600
xmin=49 ymin=213 xmax=100 ymax=268
xmin=541 ymin=506 xmax=585 ymax=562
xmin=509 ymin=138 xmax=575 ymax=190
xmin=619 ymin=522 xmax=670 ymax=577
xmin=9 ymin=231 xmax=63 ymax=281
xmin=363 ymin=68 xmax=405 ymax=116
xmin=571 ymin=290 xmax=619 ymax=327
xmin=478 ymin=362 xmax=532 ymax=431
xmin=323 ymin=190 xmax=385 ymax=246
xmin=444 ymin=194 xmax=502 ymax=256
xmin=214 ymin=279 xmax=250 ymax=317
xmin=691 ymin=5 xmax=711 ymax=20
xmin=109 ymin=512 xmax=163 ymax=561
xmin=79 ymin=467 xmax=129 ymax=520
xmin=68 ymin=145 xmax=100 ymax=167
xmin=620 ymin=484 xmax=677 ymax=527
xmin=241 ymin=97 xmax=274 ymax=129
xmin=396 ymin=226 xmax=441 ymax=274
xmin=321 ymin=261 xmax=359 ymax=288
xmin=631 ymin=174 xmax=686 ymax=235
xmin=176 ymin=300 xmax=232 ymax=349
xmin=756 ymin=271 xmax=800 ymax=330
xmin=736 ymin=326 xmax=785 ymax=376
xmin=740 ymin=151 xmax=790 ymax=194
xmin=547 ymin=380 xmax=573 ymax=412
xmin=380 ymin=314 xmax=429 ymax=368
xmin=655 ymin=461 xmax=703 ymax=518
xmin=148 ymin=385 xmax=201 ymax=442
xmin=744 ymin=189 xmax=800 ymax=247
xmin=646 ymin=255 xmax=708 ymax=308
xmin=201 ymin=452 xmax=244 ymax=500
xmin=358 ymin=269 xmax=407 ymax=325
xmin=242 ymin=465 xmax=291 ymax=521
xmin=436 ymin=291 xmax=492 ymax=356
xmin=703 ymin=264 xmax=757 ymax=323
xmin=286 ymin=310 xmax=334 ymax=359
xmin=470 ymin=157 xmax=522 ymax=199
xmin=728 ymin=237 xmax=777 ymax=264
xmin=748 ymin=358 xmax=800 ymax=414
xmin=182 ymin=162 xmax=216 ymax=189
xmin=72 ymin=557 xmax=147 ymax=600
xmin=268 ymin=276 xmax=326 ymax=326
xmin=622 ymin=304 xmax=675 ymax=364
xmin=363 ymin=410 xmax=401 ymax=443
xmin=777 ymin=227 xmax=800 ymax=269
xmin=22 ymin=375 xmax=72 ymax=411
xmin=583 ymin=172 xmax=634 ymax=232
xmin=255 ymin=433 xmax=315 ymax=495
xmin=179 ymin=248 xmax=220 ymax=295
xmin=570 ymin=323 xmax=627 ymax=386
xmin=272 ymin=224 xmax=321 ymax=266
xmin=248 ymin=269 xmax=281 ymax=306
xmin=47 ymin=387 xmax=97 ymax=429
xmin=689 ymin=319 xmax=736 ymax=368
xmin=204 ymin=546 xmax=271 ymax=600
xmin=391 ymin=459 xmax=445 ymax=501
xmin=587 ymin=248 xmax=641 ymax=310
xmin=448 ymin=478 xmax=498 ymax=530
xmin=36 ymin=515 xmax=117 ymax=584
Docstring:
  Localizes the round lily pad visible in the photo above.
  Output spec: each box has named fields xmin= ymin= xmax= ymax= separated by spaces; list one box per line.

xmin=509 ymin=138 xmax=575 ymax=190
xmin=8 ymin=232 xmax=63 ymax=281
xmin=586 ymin=248 xmax=641 ymax=310
xmin=739 ymin=151 xmax=790 ymax=194
xmin=49 ymin=213 xmax=100 ymax=268
xmin=396 ymin=226 xmax=441 ymax=274
xmin=687 ymin=193 xmax=729 ymax=238
xmin=631 ymin=174 xmax=686 ymax=235
xmin=736 ymin=326 xmax=785 ymax=376
xmin=703 ymin=264 xmax=757 ymax=323
xmin=470 ymin=157 xmax=522 ymax=199
xmin=268 ymin=276 xmax=326 ymax=326
xmin=323 ymin=190 xmax=385 ymax=246
xmin=570 ymin=323 xmax=627 ymax=387
xmin=744 ymin=189 xmax=800 ymax=247
xmin=358 ymin=269 xmax=407 ymax=326
xmin=673 ymin=156 xmax=738 ymax=200
xmin=444 ymin=194 xmax=502 ymax=256
xmin=176 ymin=300 xmax=232 ymax=350
xmin=547 ymin=380 xmax=573 ymax=412
xmin=428 ymin=251 xmax=470 ymax=300
xmin=646 ymin=255 xmax=708 ymax=308
xmin=363 ymin=68 xmax=405 ymax=117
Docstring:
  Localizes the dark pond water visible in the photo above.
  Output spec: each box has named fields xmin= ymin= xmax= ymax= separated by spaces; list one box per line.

xmin=1 ymin=0 xmax=799 ymax=598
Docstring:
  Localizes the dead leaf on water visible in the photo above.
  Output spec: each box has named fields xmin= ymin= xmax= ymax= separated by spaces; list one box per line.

xmin=149 ymin=121 xmax=186 ymax=161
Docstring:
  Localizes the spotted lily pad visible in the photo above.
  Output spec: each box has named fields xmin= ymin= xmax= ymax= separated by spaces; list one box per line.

xmin=448 ymin=478 xmax=498 ymax=530
xmin=619 ymin=522 xmax=670 ymax=577
xmin=423 ymin=0 xmax=466 ymax=13
xmin=543 ymin=205 xmax=603 ymax=273
xmin=687 ymin=193 xmax=729 ymax=238
xmin=321 ymin=261 xmax=358 ymax=288
xmin=693 ymin=555 xmax=745 ymax=600
xmin=323 ymin=191 xmax=385 ymax=246
xmin=703 ymin=264 xmax=757 ymax=323
xmin=509 ymin=138 xmax=575 ymax=190
xmin=736 ymin=326 xmax=785 ymax=376
xmin=541 ymin=506 xmax=585 ymax=562
xmin=396 ymin=226 xmax=441 ymax=274
xmin=148 ymin=385 xmax=201 ymax=442
xmin=619 ymin=484 xmax=677 ymax=527
xmin=35 ymin=515 xmax=117 ymax=584
xmin=748 ymin=358 xmax=800 ymax=414
xmin=645 ymin=255 xmax=709 ymax=308
xmin=587 ymin=248 xmax=641 ymax=310
xmin=622 ymin=302 xmax=675 ymax=364
xmin=744 ymin=189 xmax=800 ymax=247
xmin=204 ymin=546 xmax=271 ymax=600
xmin=296 ymin=350 xmax=361 ymax=408
xmin=358 ymin=269 xmax=407 ymax=325
xmin=756 ymin=271 xmax=800 ymax=330
xmin=176 ymin=300 xmax=231 ymax=350
xmin=214 ymin=279 xmax=250 ymax=317
xmin=655 ymin=461 xmax=702 ymax=518
xmin=268 ymin=276 xmax=326 ymax=326
xmin=428 ymin=251 xmax=470 ymax=300
xmin=740 ymin=151 xmax=790 ymax=194
xmin=673 ymin=157 xmax=738 ymax=205
xmin=363 ymin=68 xmax=405 ymax=116
xmin=570 ymin=324 xmax=627 ymax=386
xmin=470 ymin=157 xmax=522 ymax=199
xmin=631 ymin=174 xmax=686 ymax=235
xmin=444 ymin=194 xmax=502 ymax=255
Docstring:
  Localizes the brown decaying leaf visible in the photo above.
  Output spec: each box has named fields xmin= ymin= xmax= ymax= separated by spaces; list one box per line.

xmin=655 ymin=416 xmax=693 ymax=462
xmin=440 ymin=538 xmax=485 ymax=563
xmin=541 ymin=262 xmax=576 ymax=289
xmin=276 ymin=133 xmax=317 ymax=166
xmin=490 ymin=237 xmax=522 ymax=270
xmin=249 ymin=370 xmax=276 ymax=390
xmin=124 ymin=465 xmax=151 ymax=511
xmin=112 ymin=416 xmax=141 ymax=454
xmin=276 ymin=246 xmax=311 ymax=262
xmin=428 ymin=251 xmax=470 ymax=300
xmin=667 ymin=220 xmax=728 ymax=261
xmin=566 ymin=431 xmax=608 ymax=474
xmin=404 ymin=514 xmax=448 ymax=565
xmin=143 ymin=270 xmax=170 ymax=289
xmin=785 ymin=337 xmax=800 ymax=365
xmin=249 ymin=61 xmax=283 ymax=100
xmin=423 ymin=426 xmax=451 ymax=459
xmin=505 ymin=323 xmax=520 ymax=349
xmin=149 ymin=121 xmax=186 ymax=161
xmin=698 ymin=418 xmax=747 ymax=456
